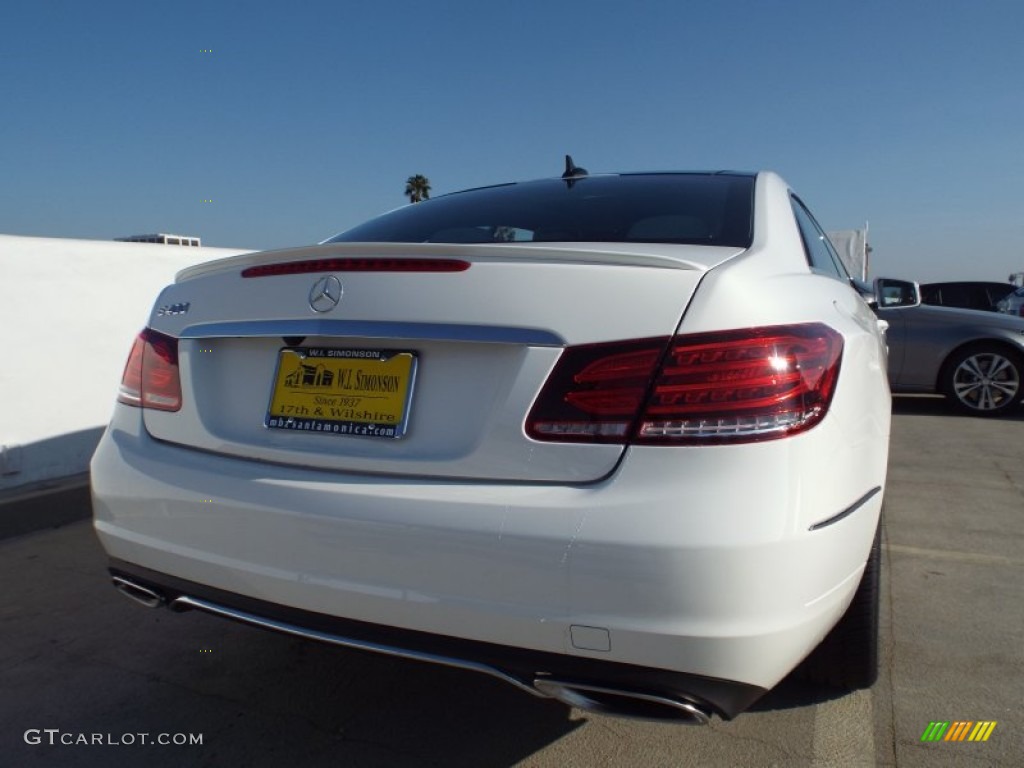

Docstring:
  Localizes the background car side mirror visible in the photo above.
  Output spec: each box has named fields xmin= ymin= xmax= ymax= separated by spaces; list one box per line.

xmin=873 ymin=277 xmax=921 ymax=309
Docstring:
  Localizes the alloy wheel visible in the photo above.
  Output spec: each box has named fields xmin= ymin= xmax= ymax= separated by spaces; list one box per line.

xmin=951 ymin=352 xmax=1021 ymax=412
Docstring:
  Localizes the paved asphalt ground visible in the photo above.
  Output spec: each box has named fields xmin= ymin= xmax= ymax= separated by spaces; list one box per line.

xmin=1 ymin=396 xmax=1021 ymax=767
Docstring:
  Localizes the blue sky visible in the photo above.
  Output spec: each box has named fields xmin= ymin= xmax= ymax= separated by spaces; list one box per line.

xmin=3 ymin=0 xmax=1022 ymax=281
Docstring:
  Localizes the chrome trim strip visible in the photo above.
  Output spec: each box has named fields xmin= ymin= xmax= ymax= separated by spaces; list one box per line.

xmin=808 ymin=486 xmax=882 ymax=531
xmin=169 ymin=595 xmax=546 ymax=698
xmin=177 ymin=320 xmax=564 ymax=346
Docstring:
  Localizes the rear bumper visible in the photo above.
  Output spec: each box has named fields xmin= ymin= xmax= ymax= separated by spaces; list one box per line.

xmin=108 ymin=559 xmax=764 ymax=719
xmin=91 ymin=405 xmax=885 ymax=717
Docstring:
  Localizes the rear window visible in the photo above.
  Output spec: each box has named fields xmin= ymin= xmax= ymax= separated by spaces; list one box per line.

xmin=327 ymin=174 xmax=755 ymax=248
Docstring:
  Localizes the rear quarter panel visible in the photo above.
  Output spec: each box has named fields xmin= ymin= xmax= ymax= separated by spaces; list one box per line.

xmin=673 ymin=174 xmax=890 ymax=535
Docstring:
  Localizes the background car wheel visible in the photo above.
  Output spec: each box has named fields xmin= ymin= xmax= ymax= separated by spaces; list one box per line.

xmin=941 ymin=344 xmax=1024 ymax=416
xmin=797 ymin=519 xmax=881 ymax=691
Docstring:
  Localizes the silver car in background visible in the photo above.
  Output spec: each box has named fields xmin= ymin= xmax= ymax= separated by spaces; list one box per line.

xmin=877 ymin=278 xmax=1024 ymax=415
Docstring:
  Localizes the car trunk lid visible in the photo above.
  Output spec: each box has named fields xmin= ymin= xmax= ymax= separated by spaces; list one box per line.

xmin=140 ymin=242 xmax=740 ymax=482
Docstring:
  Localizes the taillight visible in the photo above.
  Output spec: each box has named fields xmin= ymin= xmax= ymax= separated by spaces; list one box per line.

xmin=117 ymin=329 xmax=182 ymax=412
xmin=526 ymin=323 xmax=843 ymax=445
xmin=527 ymin=339 xmax=668 ymax=440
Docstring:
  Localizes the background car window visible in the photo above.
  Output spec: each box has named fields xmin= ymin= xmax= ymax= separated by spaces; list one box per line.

xmin=920 ymin=285 xmax=940 ymax=305
xmin=939 ymin=284 xmax=972 ymax=307
xmin=791 ymin=197 xmax=850 ymax=281
xmin=987 ymin=286 xmax=1013 ymax=305
xmin=920 ymin=281 xmax=1015 ymax=312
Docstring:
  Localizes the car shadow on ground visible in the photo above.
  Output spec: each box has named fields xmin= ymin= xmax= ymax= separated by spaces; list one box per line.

xmin=891 ymin=393 xmax=1024 ymax=421
xmin=6 ymin=516 xmax=892 ymax=768
xmin=123 ymin=620 xmax=842 ymax=761
xmin=748 ymin=674 xmax=854 ymax=712
xmin=235 ymin=635 xmax=587 ymax=765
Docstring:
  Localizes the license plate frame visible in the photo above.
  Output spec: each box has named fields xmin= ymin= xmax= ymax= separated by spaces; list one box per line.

xmin=264 ymin=347 xmax=418 ymax=439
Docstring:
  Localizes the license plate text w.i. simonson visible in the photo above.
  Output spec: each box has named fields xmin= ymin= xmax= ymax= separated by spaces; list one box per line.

xmin=265 ymin=347 xmax=418 ymax=438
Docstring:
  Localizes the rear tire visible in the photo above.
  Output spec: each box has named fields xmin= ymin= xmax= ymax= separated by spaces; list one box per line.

xmin=798 ymin=520 xmax=881 ymax=690
xmin=941 ymin=344 xmax=1024 ymax=416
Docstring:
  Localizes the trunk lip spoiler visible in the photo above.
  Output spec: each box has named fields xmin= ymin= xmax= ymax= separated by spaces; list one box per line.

xmin=176 ymin=242 xmax=734 ymax=283
xmin=176 ymin=319 xmax=565 ymax=346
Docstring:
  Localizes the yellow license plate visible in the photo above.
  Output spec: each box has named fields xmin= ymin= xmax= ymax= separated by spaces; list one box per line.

xmin=265 ymin=347 xmax=417 ymax=439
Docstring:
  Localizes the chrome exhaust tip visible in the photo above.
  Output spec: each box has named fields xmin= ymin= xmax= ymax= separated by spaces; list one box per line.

xmin=533 ymin=679 xmax=712 ymax=724
xmin=112 ymin=575 xmax=165 ymax=609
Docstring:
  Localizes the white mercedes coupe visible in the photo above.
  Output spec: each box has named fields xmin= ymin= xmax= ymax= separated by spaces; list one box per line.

xmin=91 ymin=162 xmax=891 ymax=723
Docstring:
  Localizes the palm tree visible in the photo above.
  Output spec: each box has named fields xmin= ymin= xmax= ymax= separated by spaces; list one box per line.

xmin=405 ymin=174 xmax=431 ymax=203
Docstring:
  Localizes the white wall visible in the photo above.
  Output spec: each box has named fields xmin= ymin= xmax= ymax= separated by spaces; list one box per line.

xmin=0 ymin=234 xmax=251 ymax=491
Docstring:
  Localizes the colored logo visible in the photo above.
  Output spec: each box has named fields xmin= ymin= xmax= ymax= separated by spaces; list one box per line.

xmin=920 ymin=721 xmax=997 ymax=742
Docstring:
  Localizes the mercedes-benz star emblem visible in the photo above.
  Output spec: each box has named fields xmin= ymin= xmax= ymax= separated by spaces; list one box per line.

xmin=308 ymin=275 xmax=343 ymax=313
